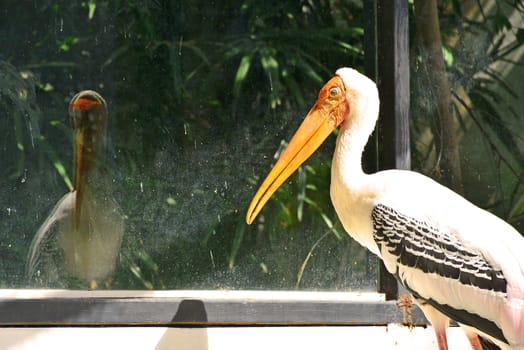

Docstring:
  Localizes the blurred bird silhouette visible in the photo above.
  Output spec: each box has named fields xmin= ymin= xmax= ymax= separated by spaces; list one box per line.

xmin=27 ymin=90 xmax=124 ymax=287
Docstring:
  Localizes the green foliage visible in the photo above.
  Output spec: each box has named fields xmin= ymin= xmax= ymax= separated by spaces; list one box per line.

xmin=411 ymin=0 xmax=524 ymax=232
xmin=103 ymin=0 xmax=366 ymax=289
xmin=0 ymin=0 xmax=369 ymax=290
xmin=0 ymin=62 xmax=41 ymax=179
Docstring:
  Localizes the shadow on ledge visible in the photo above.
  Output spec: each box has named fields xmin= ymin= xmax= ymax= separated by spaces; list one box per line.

xmin=155 ymin=299 xmax=209 ymax=350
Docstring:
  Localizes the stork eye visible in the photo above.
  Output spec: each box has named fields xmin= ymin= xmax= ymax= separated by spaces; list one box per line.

xmin=329 ymin=87 xmax=339 ymax=97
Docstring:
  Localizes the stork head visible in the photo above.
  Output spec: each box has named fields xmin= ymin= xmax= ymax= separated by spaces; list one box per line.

xmin=335 ymin=68 xmax=379 ymax=137
xmin=70 ymin=90 xmax=108 ymax=165
xmin=246 ymin=67 xmax=378 ymax=224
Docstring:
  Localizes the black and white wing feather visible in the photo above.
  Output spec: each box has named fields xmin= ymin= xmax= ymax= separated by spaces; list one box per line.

xmin=371 ymin=203 xmax=509 ymax=345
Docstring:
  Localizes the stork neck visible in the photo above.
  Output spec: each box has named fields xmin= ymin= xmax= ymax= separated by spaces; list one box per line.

xmin=332 ymin=124 xmax=366 ymax=183
xmin=332 ymin=111 xmax=379 ymax=185
xmin=73 ymin=130 xmax=109 ymax=196
xmin=331 ymin=67 xmax=380 ymax=185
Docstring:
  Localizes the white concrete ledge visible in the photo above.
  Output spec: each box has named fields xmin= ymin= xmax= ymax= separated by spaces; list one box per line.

xmin=0 ymin=325 xmax=472 ymax=350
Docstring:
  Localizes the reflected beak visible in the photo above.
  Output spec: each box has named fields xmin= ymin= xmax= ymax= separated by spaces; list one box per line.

xmin=246 ymin=75 xmax=349 ymax=224
xmin=73 ymin=122 xmax=86 ymax=231
xmin=69 ymin=92 xmax=107 ymax=230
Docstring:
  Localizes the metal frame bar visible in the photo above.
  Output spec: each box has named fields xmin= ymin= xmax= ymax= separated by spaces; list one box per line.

xmin=364 ymin=0 xmax=410 ymax=300
xmin=0 ymin=290 xmax=426 ymax=326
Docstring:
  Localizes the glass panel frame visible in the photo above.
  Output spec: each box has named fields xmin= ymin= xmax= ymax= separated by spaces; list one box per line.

xmin=0 ymin=0 xmax=411 ymax=325
xmin=2 ymin=0 xmax=382 ymax=293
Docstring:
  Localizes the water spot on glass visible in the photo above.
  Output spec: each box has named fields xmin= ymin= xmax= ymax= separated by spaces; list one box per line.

xmin=20 ymin=169 xmax=27 ymax=183
xmin=209 ymin=250 xmax=215 ymax=268
xmin=27 ymin=121 xmax=36 ymax=148
xmin=178 ymin=36 xmax=183 ymax=56
xmin=260 ymin=262 xmax=268 ymax=274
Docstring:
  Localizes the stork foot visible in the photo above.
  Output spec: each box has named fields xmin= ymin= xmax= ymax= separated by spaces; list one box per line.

xmin=397 ymin=294 xmax=414 ymax=329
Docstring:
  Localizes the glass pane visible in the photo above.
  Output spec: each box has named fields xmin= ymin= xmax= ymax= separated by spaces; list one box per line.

xmin=1 ymin=1 xmax=377 ymax=290
xmin=410 ymin=1 xmax=524 ymax=232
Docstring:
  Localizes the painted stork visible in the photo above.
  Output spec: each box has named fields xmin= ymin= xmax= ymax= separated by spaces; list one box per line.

xmin=246 ymin=68 xmax=524 ymax=349
xmin=27 ymin=90 xmax=124 ymax=287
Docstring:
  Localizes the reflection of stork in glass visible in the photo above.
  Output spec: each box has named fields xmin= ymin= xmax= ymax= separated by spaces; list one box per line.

xmin=27 ymin=90 xmax=124 ymax=287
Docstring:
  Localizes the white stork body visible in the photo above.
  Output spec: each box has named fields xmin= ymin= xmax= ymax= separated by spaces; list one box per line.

xmin=246 ymin=68 xmax=524 ymax=349
xmin=330 ymin=68 xmax=524 ymax=349
xmin=333 ymin=169 xmax=524 ymax=349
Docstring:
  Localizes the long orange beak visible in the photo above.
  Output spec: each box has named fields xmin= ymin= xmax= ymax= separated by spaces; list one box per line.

xmin=246 ymin=75 xmax=349 ymax=224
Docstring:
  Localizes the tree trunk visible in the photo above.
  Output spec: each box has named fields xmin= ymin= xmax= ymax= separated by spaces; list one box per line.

xmin=414 ymin=0 xmax=464 ymax=194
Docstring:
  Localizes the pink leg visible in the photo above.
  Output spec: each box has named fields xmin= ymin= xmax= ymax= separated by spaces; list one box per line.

xmin=434 ymin=327 xmax=448 ymax=350
xmin=416 ymin=303 xmax=451 ymax=350
xmin=465 ymin=333 xmax=483 ymax=350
